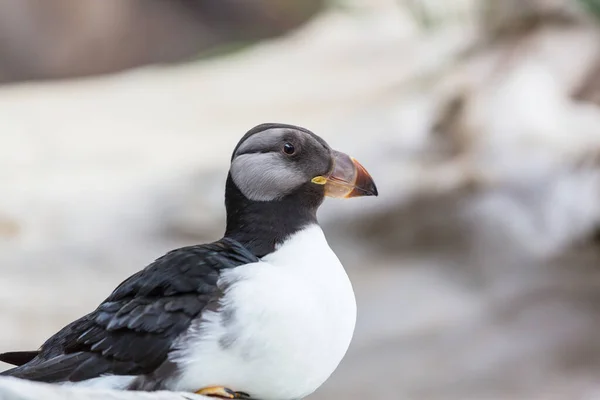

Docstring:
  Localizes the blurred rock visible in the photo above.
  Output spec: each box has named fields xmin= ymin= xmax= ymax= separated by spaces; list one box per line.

xmin=0 ymin=0 xmax=325 ymax=83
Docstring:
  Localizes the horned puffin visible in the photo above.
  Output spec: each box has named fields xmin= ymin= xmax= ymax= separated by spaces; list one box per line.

xmin=0 ymin=123 xmax=378 ymax=400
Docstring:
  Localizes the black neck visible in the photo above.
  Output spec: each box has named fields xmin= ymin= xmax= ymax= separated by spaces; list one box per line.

xmin=223 ymin=174 xmax=323 ymax=257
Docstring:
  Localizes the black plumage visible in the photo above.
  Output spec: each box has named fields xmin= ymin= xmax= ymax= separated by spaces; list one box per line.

xmin=0 ymin=238 xmax=258 ymax=384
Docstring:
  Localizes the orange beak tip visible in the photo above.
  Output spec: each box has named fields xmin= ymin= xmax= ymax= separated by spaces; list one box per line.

xmin=347 ymin=181 xmax=378 ymax=198
xmin=351 ymin=159 xmax=378 ymax=197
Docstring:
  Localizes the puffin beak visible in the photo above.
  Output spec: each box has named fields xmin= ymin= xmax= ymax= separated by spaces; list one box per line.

xmin=312 ymin=150 xmax=378 ymax=198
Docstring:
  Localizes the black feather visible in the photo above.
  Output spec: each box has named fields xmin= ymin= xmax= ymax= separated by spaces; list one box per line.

xmin=0 ymin=351 xmax=39 ymax=366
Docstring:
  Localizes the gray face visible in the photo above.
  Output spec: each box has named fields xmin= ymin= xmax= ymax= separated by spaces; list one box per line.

xmin=230 ymin=126 xmax=332 ymax=201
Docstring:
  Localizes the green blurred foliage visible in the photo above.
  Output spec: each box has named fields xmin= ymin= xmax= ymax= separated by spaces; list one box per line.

xmin=579 ymin=0 xmax=600 ymax=20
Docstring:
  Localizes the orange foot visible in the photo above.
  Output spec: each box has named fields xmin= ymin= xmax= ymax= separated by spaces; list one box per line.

xmin=195 ymin=386 xmax=251 ymax=399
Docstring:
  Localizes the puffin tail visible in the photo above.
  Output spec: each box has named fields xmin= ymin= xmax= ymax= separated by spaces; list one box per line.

xmin=0 ymin=351 xmax=39 ymax=367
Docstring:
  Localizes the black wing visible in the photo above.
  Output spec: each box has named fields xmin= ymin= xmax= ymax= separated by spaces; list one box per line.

xmin=0 ymin=238 xmax=258 ymax=383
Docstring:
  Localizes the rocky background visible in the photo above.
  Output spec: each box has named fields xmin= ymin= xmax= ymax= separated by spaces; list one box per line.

xmin=2 ymin=0 xmax=600 ymax=399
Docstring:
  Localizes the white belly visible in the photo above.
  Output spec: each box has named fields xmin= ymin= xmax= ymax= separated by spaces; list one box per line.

xmin=171 ymin=225 xmax=357 ymax=400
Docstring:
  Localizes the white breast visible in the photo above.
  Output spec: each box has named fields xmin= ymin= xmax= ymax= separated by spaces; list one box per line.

xmin=171 ymin=225 xmax=357 ymax=400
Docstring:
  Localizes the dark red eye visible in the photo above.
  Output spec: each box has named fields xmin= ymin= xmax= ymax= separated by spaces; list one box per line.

xmin=283 ymin=142 xmax=295 ymax=155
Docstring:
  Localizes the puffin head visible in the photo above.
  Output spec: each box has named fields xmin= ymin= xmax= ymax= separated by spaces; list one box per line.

xmin=224 ymin=123 xmax=377 ymax=256
xmin=229 ymin=123 xmax=377 ymax=203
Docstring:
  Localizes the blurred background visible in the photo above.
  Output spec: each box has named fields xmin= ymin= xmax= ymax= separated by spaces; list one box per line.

xmin=2 ymin=0 xmax=600 ymax=398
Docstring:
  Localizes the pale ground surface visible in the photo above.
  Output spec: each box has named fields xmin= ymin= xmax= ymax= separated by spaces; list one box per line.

xmin=0 ymin=377 xmax=205 ymax=400
xmin=2 ymin=1 xmax=600 ymax=399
